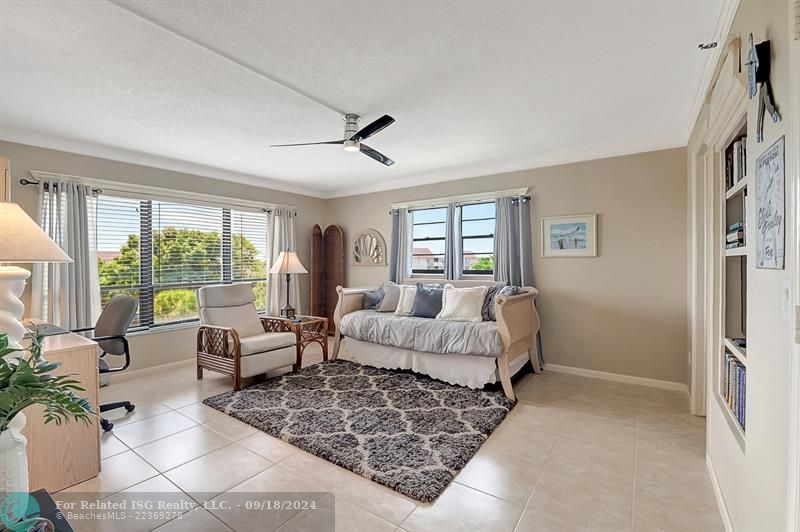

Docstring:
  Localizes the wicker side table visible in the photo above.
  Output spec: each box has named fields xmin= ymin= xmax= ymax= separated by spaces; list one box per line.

xmin=261 ymin=315 xmax=328 ymax=370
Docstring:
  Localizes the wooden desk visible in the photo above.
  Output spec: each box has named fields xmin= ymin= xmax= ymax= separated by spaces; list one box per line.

xmin=21 ymin=333 xmax=100 ymax=492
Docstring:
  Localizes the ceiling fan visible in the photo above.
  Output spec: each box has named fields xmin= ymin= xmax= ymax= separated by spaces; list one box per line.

xmin=271 ymin=113 xmax=396 ymax=166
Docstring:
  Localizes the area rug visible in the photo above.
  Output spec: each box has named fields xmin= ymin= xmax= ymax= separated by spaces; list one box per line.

xmin=202 ymin=359 xmax=515 ymax=502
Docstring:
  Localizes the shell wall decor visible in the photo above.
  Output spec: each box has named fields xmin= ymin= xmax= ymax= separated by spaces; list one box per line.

xmin=351 ymin=229 xmax=387 ymax=266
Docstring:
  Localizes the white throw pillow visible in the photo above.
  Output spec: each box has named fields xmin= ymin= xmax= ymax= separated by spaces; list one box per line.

xmin=436 ymin=285 xmax=488 ymax=323
xmin=394 ymin=285 xmax=417 ymax=316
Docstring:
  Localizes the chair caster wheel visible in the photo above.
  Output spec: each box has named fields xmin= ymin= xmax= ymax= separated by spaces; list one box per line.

xmin=125 ymin=404 xmax=135 ymax=412
xmin=101 ymin=419 xmax=114 ymax=432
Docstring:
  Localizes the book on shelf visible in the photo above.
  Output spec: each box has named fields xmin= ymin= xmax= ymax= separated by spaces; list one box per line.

xmin=722 ymin=352 xmax=746 ymax=431
xmin=725 ymin=136 xmax=748 ymax=190
xmin=728 ymin=221 xmax=745 ymax=232
xmin=727 ymin=230 xmax=745 ymax=243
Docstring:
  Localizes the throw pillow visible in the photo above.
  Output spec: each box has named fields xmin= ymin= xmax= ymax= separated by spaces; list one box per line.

xmin=362 ymin=288 xmax=385 ymax=310
xmin=482 ymin=285 xmax=520 ymax=321
xmin=436 ymin=285 xmax=488 ymax=323
xmin=410 ymin=283 xmax=446 ymax=318
xmin=394 ymin=285 xmax=418 ymax=315
xmin=376 ymin=282 xmax=401 ymax=312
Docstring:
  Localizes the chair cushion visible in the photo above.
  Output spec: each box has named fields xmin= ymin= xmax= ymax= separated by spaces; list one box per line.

xmin=200 ymin=303 xmax=264 ymax=337
xmin=198 ymin=283 xmax=256 ymax=308
xmin=239 ymin=332 xmax=297 ymax=356
xmin=239 ymin=346 xmax=296 ymax=377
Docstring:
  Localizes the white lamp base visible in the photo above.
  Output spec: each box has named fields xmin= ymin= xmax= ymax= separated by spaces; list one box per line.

xmin=0 ymin=266 xmax=30 ymax=352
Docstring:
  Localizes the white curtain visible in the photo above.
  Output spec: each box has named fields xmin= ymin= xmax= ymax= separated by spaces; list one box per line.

xmin=444 ymin=202 xmax=463 ymax=280
xmin=389 ymin=208 xmax=412 ymax=283
xmin=30 ymin=179 xmax=100 ymax=329
xmin=266 ymin=208 xmax=300 ymax=316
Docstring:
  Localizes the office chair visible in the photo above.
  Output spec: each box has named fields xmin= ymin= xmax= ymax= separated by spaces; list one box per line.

xmin=72 ymin=294 xmax=139 ymax=432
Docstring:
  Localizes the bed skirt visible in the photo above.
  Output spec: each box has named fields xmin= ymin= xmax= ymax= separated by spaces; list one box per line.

xmin=339 ymin=337 xmax=530 ymax=389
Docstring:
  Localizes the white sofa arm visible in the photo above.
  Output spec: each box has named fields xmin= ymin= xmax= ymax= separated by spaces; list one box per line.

xmin=331 ymin=285 xmax=379 ymax=359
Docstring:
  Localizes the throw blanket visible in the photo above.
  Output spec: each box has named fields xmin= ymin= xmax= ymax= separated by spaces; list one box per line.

xmin=339 ymin=310 xmax=503 ymax=358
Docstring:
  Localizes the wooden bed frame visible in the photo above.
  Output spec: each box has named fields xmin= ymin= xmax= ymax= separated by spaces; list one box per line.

xmin=331 ymin=279 xmax=539 ymax=400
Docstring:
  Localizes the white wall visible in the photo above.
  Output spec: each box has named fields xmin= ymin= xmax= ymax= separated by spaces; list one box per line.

xmin=689 ymin=0 xmax=796 ymax=528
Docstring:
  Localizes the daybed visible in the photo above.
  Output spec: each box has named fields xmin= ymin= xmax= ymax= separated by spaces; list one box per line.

xmin=331 ymin=279 xmax=540 ymax=400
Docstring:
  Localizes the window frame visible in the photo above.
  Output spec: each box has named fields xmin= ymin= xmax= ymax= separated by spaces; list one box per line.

xmin=411 ymin=207 xmax=447 ymax=275
xmin=461 ymin=201 xmax=495 ymax=276
xmin=97 ymin=195 xmax=269 ymax=330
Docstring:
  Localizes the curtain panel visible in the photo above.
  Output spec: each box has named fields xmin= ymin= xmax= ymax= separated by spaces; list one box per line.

xmin=31 ymin=179 xmax=100 ymax=329
xmin=266 ymin=208 xmax=300 ymax=316
xmin=443 ymin=203 xmax=463 ymax=280
xmin=388 ymin=208 xmax=412 ymax=283
xmin=494 ymin=196 xmax=533 ymax=286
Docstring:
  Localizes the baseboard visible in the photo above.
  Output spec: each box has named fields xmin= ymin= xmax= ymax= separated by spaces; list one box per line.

xmin=105 ymin=358 xmax=194 ymax=384
xmin=706 ymin=453 xmax=734 ymax=532
xmin=545 ymin=363 xmax=689 ymax=393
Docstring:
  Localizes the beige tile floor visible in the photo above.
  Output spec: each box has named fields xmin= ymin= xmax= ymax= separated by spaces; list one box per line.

xmin=68 ymin=346 xmax=722 ymax=531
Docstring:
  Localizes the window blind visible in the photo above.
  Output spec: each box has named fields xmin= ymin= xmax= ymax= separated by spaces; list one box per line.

xmin=96 ymin=193 xmax=270 ymax=328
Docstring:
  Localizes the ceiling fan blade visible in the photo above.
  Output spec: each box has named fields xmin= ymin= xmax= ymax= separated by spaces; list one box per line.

xmin=350 ymin=115 xmax=395 ymax=141
xmin=271 ymin=140 xmax=344 ymax=147
xmin=360 ymin=144 xmax=395 ymax=166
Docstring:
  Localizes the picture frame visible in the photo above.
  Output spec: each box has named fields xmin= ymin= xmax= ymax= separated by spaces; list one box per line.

xmin=541 ymin=214 xmax=597 ymax=258
xmin=755 ymin=136 xmax=785 ymax=269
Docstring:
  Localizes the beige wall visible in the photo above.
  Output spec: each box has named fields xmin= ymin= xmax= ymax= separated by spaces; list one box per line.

xmin=325 ymin=148 xmax=689 ymax=385
xmin=0 ymin=140 xmax=327 ymax=370
xmin=689 ymin=0 xmax=796 ymax=529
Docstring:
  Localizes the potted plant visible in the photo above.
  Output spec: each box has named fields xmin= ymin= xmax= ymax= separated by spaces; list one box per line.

xmin=0 ymin=330 xmax=93 ymax=527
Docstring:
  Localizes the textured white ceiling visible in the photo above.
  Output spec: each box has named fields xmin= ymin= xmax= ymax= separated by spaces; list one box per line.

xmin=0 ymin=0 xmax=726 ymax=198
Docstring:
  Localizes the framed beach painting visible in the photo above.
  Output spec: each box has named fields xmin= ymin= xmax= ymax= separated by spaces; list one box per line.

xmin=541 ymin=214 xmax=597 ymax=258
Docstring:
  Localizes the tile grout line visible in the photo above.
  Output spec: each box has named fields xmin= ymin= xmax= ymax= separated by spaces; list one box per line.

xmin=509 ymin=413 xmax=569 ymax=531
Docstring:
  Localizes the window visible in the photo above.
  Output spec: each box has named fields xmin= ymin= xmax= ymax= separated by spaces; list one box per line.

xmin=461 ymin=202 xmax=495 ymax=275
xmin=97 ymin=194 xmax=268 ymax=329
xmin=411 ymin=207 xmax=447 ymax=274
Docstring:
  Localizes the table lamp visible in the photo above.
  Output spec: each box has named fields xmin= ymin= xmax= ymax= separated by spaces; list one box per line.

xmin=0 ymin=202 xmax=72 ymax=351
xmin=268 ymin=250 xmax=307 ymax=320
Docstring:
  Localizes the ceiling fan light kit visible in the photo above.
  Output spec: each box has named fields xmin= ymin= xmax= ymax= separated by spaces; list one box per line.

xmin=272 ymin=113 xmax=396 ymax=166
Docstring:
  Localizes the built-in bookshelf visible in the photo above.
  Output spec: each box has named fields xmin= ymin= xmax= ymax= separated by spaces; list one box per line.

xmin=720 ymin=119 xmax=748 ymax=446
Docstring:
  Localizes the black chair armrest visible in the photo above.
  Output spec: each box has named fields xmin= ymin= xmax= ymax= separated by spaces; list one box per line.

xmin=70 ymin=326 xmax=97 ymax=333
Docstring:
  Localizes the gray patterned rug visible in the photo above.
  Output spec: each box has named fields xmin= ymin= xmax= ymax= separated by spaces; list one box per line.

xmin=202 ymin=359 xmax=515 ymax=502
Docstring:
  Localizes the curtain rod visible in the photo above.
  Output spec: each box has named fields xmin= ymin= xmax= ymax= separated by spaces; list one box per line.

xmin=19 ymin=177 xmax=103 ymax=195
xmin=388 ymin=194 xmax=531 ymax=215
xmin=22 ymin=170 xmax=298 ymax=214
xmin=18 ymin=177 xmax=298 ymax=216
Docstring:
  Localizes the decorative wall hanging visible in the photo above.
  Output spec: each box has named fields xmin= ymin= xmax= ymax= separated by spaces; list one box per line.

xmin=541 ymin=214 xmax=597 ymax=258
xmin=310 ymin=224 xmax=345 ymax=333
xmin=351 ymin=229 xmax=387 ymax=266
xmin=747 ymin=33 xmax=781 ymax=142
xmin=755 ymin=137 xmax=785 ymax=269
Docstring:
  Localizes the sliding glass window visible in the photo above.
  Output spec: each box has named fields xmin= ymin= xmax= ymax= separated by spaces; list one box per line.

xmin=96 ymin=194 xmax=268 ymax=329
xmin=461 ymin=202 xmax=495 ymax=275
xmin=411 ymin=207 xmax=447 ymax=274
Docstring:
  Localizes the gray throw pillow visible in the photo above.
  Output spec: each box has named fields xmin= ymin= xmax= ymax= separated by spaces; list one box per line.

xmin=362 ymin=288 xmax=384 ymax=310
xmin=482 ymin=285 xmax=520 ymax=321
xmin=410 ymin=283 xmax=444 ymax=318
xmin=376 ymin=281 xmax=401 ymax=312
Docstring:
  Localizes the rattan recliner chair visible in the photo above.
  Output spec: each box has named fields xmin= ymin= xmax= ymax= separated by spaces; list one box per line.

xmin=196 ymin=284 xmax=297 ymax=390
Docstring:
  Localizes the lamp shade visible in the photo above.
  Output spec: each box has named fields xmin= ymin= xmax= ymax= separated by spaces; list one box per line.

xmin=268 ymin=251 xmax=307 ymax=275
xmin=0 ymin=202 xmax=72 ymax=263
